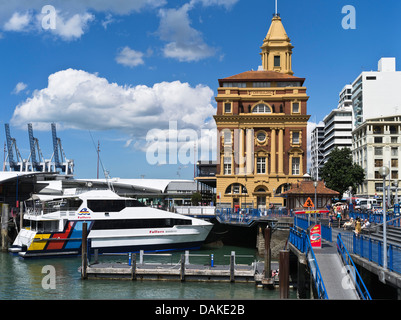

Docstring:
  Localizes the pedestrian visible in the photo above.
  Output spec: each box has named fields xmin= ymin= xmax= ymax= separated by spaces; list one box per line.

xmin=329 ymin=213 xmax=334 ymax=228
xmin=336 ymin=209 xmax=342 ymax=228
xmin=354 ymin=217 xmax=362 ymax=235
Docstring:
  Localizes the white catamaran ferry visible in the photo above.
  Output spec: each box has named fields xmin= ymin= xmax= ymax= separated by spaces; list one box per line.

xmin=9 ymin=189 xmax=213 ymax=258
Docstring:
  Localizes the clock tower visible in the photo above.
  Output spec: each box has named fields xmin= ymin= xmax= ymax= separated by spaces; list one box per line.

xmin=214 ymin=14 xmax=310 ymax=209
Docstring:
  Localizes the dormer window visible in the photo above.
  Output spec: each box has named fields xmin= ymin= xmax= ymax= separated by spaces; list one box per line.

xmin=252 ymin=104 xmax=271 ymax=114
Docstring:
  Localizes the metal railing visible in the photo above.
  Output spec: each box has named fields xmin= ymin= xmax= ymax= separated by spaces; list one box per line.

xmin=289 ymin=228 xmax=328 ymax=299
xmin=337 ymin=234 xmax=372 ymax=300
xmin=216 ymin=207 xmax=289 ymax=225
xmin=343 ymin=233 xmax=401 ymax=274
xmin=293 ymin=216 xmax=332 ymax=242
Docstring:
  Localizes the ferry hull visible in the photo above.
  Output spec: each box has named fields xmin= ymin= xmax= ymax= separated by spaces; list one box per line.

xmin=12 ymin=221 xmax=212 ymax=258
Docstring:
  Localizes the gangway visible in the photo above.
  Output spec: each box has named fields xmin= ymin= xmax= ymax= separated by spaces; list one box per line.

xmin=289 ymin=227 xmax=371 ymax=299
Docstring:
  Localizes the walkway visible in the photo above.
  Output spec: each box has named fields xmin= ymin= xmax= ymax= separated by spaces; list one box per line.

xmin=313 ymin=240 xmax=359 ymax=299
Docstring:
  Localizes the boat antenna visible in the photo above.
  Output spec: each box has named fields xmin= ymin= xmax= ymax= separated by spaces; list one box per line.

xmin=88 ymin=130 xmax=114 ymax=192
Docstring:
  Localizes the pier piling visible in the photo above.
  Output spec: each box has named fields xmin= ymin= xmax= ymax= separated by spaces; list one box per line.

xmin=1 ymin=204 xmax=9 ymax=252
xmin=262 ymin=227 xmax=274 ymax=286
xmin=279 ymin=250 xmax=290 ymax=299
xmin=81 ymin=222 xmax=88 ymax=280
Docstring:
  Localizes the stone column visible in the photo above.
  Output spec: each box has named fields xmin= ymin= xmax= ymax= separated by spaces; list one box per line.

xmin=239 ymin=128 xmax=245 ymax=174
xmin=278 ymin=128 xmax=284 ymax=174
xmin=270 ymin=128 xmax=276 ymax=174
xmin=246 ymin=129 xmax=254 ymax=174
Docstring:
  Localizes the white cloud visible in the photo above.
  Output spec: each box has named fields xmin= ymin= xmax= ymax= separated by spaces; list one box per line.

xmin=116 ymin=47 xmax=145 ymax=67
xmin=3 ymin=11 xmax=32 ymax=31
xmin=0 ymin=0 xmax=166 ymax=39
xmin=157 ymin=3 xmax=215 ymax=62
xmin=11 ymin=68 xmax=216 ymax=148
xmin=12 ymin=82 xmax=28 ymax=94
xmin=50 ymin=11 xmax=94 ymax=41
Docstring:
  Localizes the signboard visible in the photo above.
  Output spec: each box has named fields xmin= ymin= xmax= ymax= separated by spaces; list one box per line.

xmin=303 ymin=197 xmax=315 ymax=208
xmin=310 ymin=224 xmax=322 ymax=248
xmin=294 ymin=210 xmax=329 ymax=215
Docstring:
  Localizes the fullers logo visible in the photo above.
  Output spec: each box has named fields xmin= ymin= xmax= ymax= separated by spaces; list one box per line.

xmin=78 ymin=208 xmax=91 ymax=218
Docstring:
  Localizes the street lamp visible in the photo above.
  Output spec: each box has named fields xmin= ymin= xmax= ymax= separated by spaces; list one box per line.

xmin=314 ymin=181 xmax=318 ymax=224
xmin=394 ymin=179 xmax=399 ymax=207
xmin=379 ymin=166 xmax=389 ymax=270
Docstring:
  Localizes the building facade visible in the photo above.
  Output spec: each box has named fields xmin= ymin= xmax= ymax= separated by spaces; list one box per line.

xmin=352 ymin=58 xmax=401 ymax=129
xmin=310 ymin=124 xmax=325 ymax=181
xmin=310 ymin=85 xmax=353 ymax=180
xmin=322 ymin=105 xmax=353 ymax=162
xmin=214 ymin=15 xmax=310 ymax=209
xmin=352 ymin=115 xmax=401 ymax=197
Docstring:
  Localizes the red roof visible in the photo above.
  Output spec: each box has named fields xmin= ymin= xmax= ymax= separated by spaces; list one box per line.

xmin=219 ymin=70 xmax=305 ymax=83
xmin=282 ymin=181 xmax=339 ymax=195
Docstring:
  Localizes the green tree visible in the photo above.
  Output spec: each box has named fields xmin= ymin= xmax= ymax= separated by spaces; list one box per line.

xmin=191 ymin=192 xmax=202 ymax=206
xmin=320 ymin=147 xmax=365 ymax=195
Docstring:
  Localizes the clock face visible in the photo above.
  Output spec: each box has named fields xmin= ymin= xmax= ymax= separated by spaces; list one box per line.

xmin=257 ymin=131 xmax=266 ymax=142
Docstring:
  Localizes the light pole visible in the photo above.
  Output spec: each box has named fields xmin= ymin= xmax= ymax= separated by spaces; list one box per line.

xmin=348 ymin=186 xmax=353 ymax=218
xmin=394 ymin=179 xmax=399 ymax=206
xmin=379 ymin=166 xmax=389 ymax=270
xmin=314 ymin=181 xmax=318 ymax=224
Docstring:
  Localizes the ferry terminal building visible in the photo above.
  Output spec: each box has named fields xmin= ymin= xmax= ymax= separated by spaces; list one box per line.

xmin=213 ymin=14 xmax=310 ymax=209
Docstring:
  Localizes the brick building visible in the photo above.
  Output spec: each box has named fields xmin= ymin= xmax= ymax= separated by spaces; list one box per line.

xmin=214 ymin=14 xmax=310 ymax=209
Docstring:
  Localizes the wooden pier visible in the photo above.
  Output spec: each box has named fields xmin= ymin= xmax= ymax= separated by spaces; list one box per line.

xmin=81 ymin=250 xmax=277 ymax=284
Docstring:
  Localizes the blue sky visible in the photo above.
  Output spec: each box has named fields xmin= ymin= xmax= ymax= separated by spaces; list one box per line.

xmin=1 ymin=0 xmax=400 ymax=180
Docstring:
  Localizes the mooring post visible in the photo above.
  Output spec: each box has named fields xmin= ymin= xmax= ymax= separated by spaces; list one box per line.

xmin=19 ymin=205 xmax=23 ymax=232
xmin=264 ymin=227 xmax=271 ymax=280
xmin=279 ymin=250 xmax=290 ymax=299
xmin=81 ymin=222 xmax=88 ymax=280
xmin=131 ymin=253 xmax=137 ymax=281
xmin=1 ymin=204 xmax=9 ymax=252
xmin=180 ymin=254 xmax=185 ymax=282
xmin=230 ymin=251 xmax=235 ymax=282
xmin=139 ymin=250 xmax=144 ymax=264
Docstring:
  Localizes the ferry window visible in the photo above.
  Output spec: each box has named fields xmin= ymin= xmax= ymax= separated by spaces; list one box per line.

xmin=91 ymin=218 xmax=191 ymax=230
xmin=87 ymin=199 xmax=145 ymax=212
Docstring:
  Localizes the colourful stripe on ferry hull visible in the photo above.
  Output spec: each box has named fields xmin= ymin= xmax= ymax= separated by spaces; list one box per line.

xmin=26 ymin=221 xmax=93 ymax=255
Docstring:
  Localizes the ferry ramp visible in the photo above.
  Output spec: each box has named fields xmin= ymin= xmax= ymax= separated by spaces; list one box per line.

xmin=313 ymin=241 xmax=359 ymax=300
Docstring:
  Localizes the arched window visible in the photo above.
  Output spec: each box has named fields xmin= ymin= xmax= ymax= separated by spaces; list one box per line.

xmin=252 ymin=103 xmax=271 ymax=114
xmin=225 ymin=183 xmax=248 ymax=194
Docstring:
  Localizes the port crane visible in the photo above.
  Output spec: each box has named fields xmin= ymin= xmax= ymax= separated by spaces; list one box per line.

xmin=4 ymin=123 xmax=25 ymax=171
xmin=49 ymin=123 xmax=74 ymax=175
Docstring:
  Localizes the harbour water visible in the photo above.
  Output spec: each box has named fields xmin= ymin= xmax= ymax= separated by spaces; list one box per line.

xmin=0 ymin=245 xmax=297 ymax=300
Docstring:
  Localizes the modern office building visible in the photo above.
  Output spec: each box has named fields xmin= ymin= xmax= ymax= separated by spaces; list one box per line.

xmin=310 ymin=124 xmax=325 ymax=181
xmin=322 ymin=104 xmax=353 ymax=162
xmin=352 ymin=115 xmax=401 ymax=197
xmin=214 ymin=14 xmax=310 ymax=209
xmin=352 ymin=57 xmax=401 ymax=129
xmin=309 ymin=85 xmax=353 ymax=180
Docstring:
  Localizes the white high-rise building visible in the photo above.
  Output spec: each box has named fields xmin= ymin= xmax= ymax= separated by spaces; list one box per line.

xmin=352 ymin=115 xmax=401 ymax=197
xmin=352 ymin=57 xmax=401 ymax=129
xmin=309 ymin=85 xmax=353 ymax=180
xmin=310 ymin=124 xmax=325 ymax=180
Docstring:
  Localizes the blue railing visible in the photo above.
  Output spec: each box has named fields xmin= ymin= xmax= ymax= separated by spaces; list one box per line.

xmin=293 ymin=216 xmax=332 ymax=242
xmin=216 ymin=207 xmax=289 ymax=224
xmin=337 ymin=234 xmax=372 ymax=300
xmin=289 ymin=228 xmax=328 ymax=299
xmin=342 ymin=233 xmax=401 ymax=274
xmin=348 ymin=212 xmax=401 ymax=227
